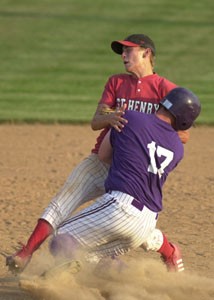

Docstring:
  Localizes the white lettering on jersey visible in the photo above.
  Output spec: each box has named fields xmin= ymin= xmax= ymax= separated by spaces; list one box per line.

xmin=154 ymin=104 xmax=159 ymax=112
xmin=116 ymin=98 xmax=126 ymax=109
xmin=147 ymin=141 xmax=174 ymax=178
xmin=134 ymin=101 xmax=140 ymax=111
xmin=116 ymin=98 xmax=159 ymax=114
xmin=121 ymin=98 xmax=126 ymax=106
xmin=128 ymin=100 xmax=135 ymax=110
xmin=147 ymin=103 xmax=153 ymax=114
xmin=139 ymin=102 xmax=147 ymax=113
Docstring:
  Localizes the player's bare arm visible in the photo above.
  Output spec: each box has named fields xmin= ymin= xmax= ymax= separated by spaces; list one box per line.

xmin=98 ymin=130 xmax=113 ymax=164
xmin=91 ymin=103 xmax=128 ymax=132
xmin=177 ymin=129 xmax=189 ymax=144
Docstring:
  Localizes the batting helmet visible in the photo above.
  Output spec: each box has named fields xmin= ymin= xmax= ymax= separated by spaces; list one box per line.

xmin=160 ymin=87 xmax=201 ymax=130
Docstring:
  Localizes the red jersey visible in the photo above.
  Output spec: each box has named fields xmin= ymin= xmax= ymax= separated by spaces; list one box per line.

xmin=91 ymin=73 xmax=177 ymax=154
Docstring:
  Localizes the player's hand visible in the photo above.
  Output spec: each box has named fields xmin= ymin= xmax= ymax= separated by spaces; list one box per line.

xmin=108 ymin=104 xmax=128 ymax=132
xmin=91 ymin=103 xmax=128 ymax=131
xmin=177 ymin=129 xmax=189 ymax=144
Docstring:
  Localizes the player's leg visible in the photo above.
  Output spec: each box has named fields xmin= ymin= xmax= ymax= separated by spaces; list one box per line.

xmin=41 ymin=153 xmax=109 ymax=229
xmin=6 ymin=154 xmax=109 ymax=274
xmin=54 ymin=191 xmax=158 ymax=261
xmin=48 ymin=233 xmax=128 ymax=276
xmin=6 ymin=219 xmax=53 ymax=274
xmin=141 ymin=229 xmax=184 ymax=272
xmin=49 ymin=233 xmax=79 ymax=260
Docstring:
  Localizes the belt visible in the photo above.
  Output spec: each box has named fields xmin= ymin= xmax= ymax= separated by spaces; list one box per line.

xmin=131 ymin=198 xmax=144 ymax=211
xmin=108 ymin=190 xmax=159 ymax=220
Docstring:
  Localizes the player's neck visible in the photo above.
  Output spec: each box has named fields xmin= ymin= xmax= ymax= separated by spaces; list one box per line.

xmin=156 ymin=108 xmax=175 ymax=127
xmin=157 ymin=114 xmax=171 ymax=125
xmin=130 ymin=65 xmax=153 ymax=79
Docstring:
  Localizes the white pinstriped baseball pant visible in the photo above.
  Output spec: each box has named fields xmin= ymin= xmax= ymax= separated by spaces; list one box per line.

xmin=56 ymin=191 xmax=158 ymax=260
xmin=41 ymin=154 xmax=109 ymax=229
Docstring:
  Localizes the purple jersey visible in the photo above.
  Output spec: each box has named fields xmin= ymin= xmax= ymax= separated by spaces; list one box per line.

xmin=105 ymin=111 xmax=184 ymax=212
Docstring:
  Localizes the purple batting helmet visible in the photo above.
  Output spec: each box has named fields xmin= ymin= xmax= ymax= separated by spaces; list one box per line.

xmin=160 ymin=87 xmax=201 ymax=130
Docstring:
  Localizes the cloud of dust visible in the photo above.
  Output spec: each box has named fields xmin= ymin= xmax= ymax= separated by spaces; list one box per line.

xmin=22 ymin=253 xmax=214 ymax=300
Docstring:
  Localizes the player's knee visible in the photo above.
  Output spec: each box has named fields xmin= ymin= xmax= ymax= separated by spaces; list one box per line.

xmin=141 ymin=229 xmax=163 ymax=252
xmin=49 ymin=233 xmax=79 ymax=259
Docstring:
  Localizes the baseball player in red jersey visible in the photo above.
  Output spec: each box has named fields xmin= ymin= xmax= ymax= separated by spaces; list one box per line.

xmin=6 ymin=34 xmax=189 ymax=274
xmin=46 ymin=87 xmax=201 ymax=273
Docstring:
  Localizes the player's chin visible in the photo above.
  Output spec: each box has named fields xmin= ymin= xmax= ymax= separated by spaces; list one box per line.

xmin=124 ymin=63 xmax=131 ymax=72
xmin=125 ymin=65 xmax=135 ymax=75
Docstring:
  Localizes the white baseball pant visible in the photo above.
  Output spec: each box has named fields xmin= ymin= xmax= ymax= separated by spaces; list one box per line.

xmin=55 ymin=190 xmax=158 ymax=260
xmin=41 ymin=154 xmax=109 ymax=229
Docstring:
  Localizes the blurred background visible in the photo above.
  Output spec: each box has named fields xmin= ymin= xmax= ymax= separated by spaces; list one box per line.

xmin=0 ymin=0 xmax=213 ymax=124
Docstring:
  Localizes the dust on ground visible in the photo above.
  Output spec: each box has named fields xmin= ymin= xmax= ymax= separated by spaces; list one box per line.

xmin=0 ymin=124 xmax=213 ymax=299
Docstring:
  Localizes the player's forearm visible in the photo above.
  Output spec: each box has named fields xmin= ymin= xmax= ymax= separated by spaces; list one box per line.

xmin=98 ymin=130 xmax=113 ymax=164
xmin=91 ymin=103 xmax=128 ymax=132
xmin=91 ymin=114 xmax=113 ymax=131
xmin=99 ymin=154 xmax=112 ymax=165
xmin=91 ymin=103 xmax=112 ymax=130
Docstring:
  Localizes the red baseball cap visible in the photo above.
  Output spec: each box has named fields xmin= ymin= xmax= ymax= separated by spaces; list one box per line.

xmin=111 ymin=34 xmax=156 ymax=56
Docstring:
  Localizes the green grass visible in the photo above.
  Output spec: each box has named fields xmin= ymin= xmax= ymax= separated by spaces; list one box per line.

xmin=0 ymin=0 xmax=213 ymax=124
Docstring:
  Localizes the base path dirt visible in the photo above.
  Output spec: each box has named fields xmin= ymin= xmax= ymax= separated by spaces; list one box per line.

xmin=0 ymin=124 xmax=213 ymax=300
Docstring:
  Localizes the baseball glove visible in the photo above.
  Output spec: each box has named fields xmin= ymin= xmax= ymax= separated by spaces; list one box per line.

xmin=100 ymin=107 xmax=117 ymax=115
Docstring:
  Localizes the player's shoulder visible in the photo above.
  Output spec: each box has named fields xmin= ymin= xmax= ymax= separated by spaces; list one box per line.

xmin=152 ymin=73 xmax=178 ymax=96
xmin=156 ymin=74 xmax=178 ymax=89
xmin=124 ymin=110 xmax=153 ymax=124
xmin=153 ymin=73 xmax=175 ymax=85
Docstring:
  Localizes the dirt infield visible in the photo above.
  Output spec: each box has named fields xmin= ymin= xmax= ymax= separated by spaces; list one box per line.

xmin=0 ymin=124 xmax=214 ymax=300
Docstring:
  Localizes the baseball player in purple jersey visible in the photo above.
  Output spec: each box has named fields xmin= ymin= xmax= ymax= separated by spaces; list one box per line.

xmin=6 ymin=34 xmax=190 ymax=274
xmin=45 ymin=87 xmax=201 ymax=273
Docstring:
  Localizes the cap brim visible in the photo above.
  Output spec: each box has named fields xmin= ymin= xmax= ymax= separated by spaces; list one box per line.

xmin=111 ymin=40 xmax=140 ymax=54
